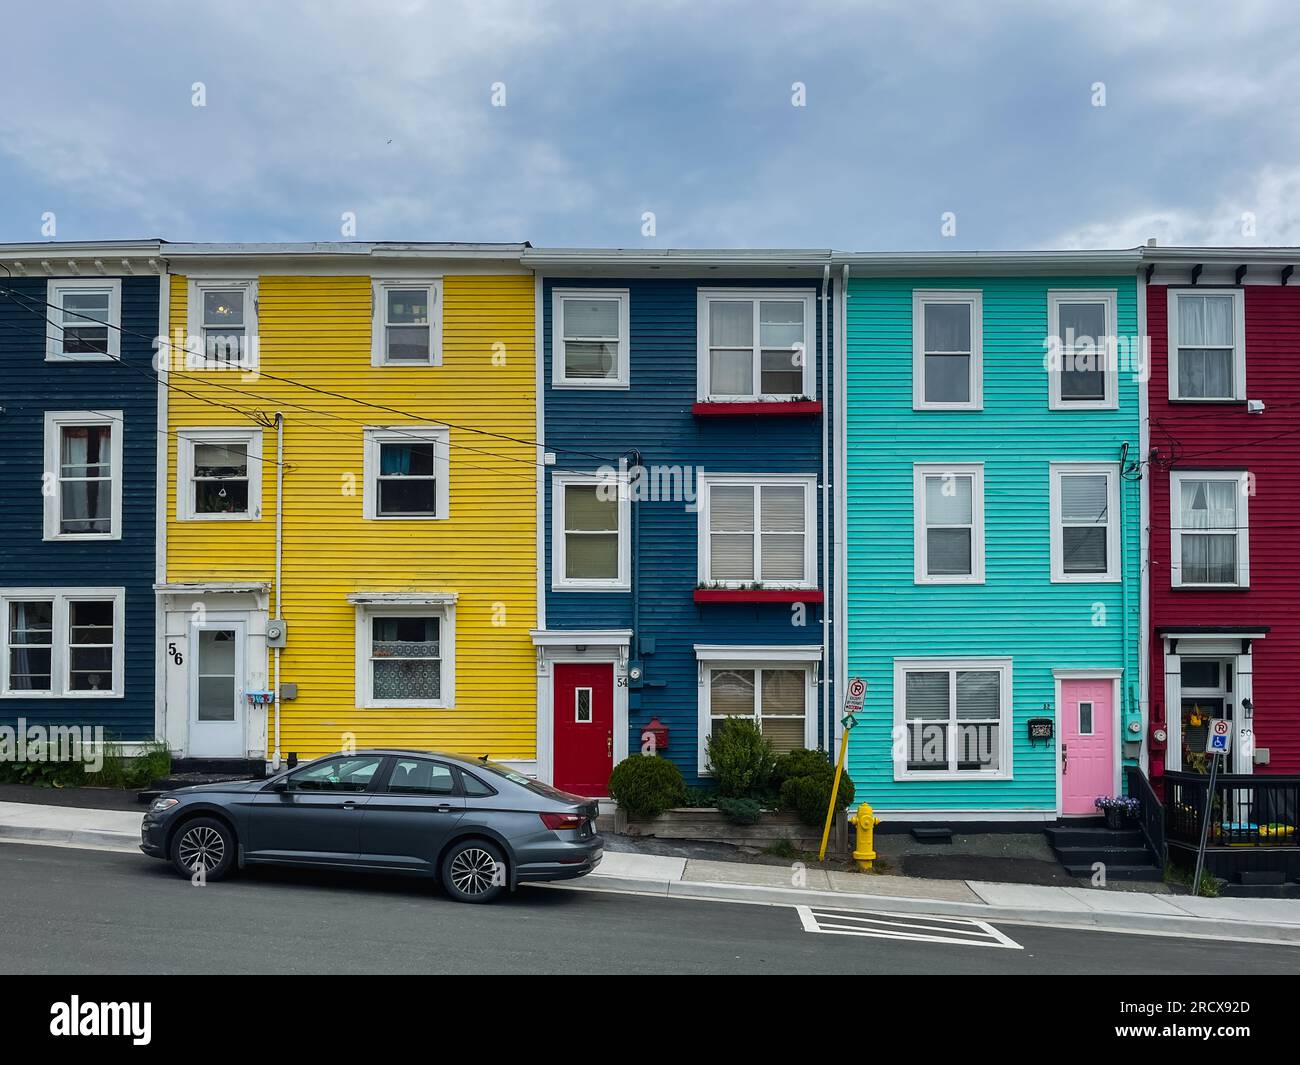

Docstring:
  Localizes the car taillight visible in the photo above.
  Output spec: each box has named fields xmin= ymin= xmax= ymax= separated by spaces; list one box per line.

xmin=540 ymin=812 xmax=587 ymax=831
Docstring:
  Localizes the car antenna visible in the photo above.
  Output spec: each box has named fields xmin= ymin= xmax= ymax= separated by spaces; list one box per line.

xmin=478 ymin=753 xmax=490 ymax=763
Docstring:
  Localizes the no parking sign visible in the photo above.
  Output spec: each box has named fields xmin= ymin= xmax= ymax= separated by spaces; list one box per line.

xmin=1206 ymin=718 xmax=1232 ymax=754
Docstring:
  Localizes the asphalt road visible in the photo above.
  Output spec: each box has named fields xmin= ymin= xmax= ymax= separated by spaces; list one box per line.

xmin=2 ymin=842 xmax=1296 ymax=975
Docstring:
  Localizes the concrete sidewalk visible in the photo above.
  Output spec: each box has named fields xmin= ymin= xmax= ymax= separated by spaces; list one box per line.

xmin=3 ymin=801 xmax=1299 ymax=945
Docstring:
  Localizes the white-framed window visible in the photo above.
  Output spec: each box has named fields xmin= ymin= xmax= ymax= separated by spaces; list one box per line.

xmin=698 ymin=474 xmax=817 ymax=589
xmin=696 ymin=289 xmax=816 ymax=401
xmin=1167 ymin=289 xmax=1246 ymax=401
xmin=362 ymin=426 xmax=450 ymax=520
xmin=1170 ymin=469 xmax=1250 ymax=588
xmin=893 ymin=657 xmax=1012 ymax=780
xmin=371 ymin=279 xmax=442 ymax=366
xmin=551 ymin=471 xmax=631 ymax=591
xmin=1047 ymin=289 xmax=1118 ymax=409
xmin=694 ymin=646 xmax=821 ymax=773
xmin=1049 ymin=463 xmax=1121 ymax=582
xmin=46 ymin=279 xmax=121 ymax=360
xmin=552 ymin=289 xmax=630 ymax=388
xmin=176 ymin=427 xmax=263 ymax=521
xmin=354 ymin=601 xmax=455 ymax=709
xmin=43 ymin=410 xmax=123 ymax=541
xmin=913 ymin=463 xmax=984 ymax=584
xmin=187 ymin=279 xmax=257 ymax=369
xmin=1 ymin=588 xmax=125 ymax=698
xmin=913 ymin=290 xmax=982 ymax=410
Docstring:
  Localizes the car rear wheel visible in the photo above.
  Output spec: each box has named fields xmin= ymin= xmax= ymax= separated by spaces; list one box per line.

xmin=170 ymin=817 xmax=236 ymax=882
xmin=441 ymin=839 xmax=508 ymax=903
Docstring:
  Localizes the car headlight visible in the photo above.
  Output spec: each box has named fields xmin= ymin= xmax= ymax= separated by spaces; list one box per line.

xmin=150 ymin=797 xmax=179 ymax=814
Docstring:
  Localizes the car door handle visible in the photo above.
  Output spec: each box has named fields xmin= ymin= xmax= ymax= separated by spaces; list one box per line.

xmin=435 ymin=804 xmax=453 ymax=814
xmin=342 ymin=801 xmax=358 ymax=810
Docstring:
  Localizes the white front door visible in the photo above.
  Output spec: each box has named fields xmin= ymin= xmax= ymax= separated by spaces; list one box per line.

xmin=188 ymin=620 xmax=246 ymax=758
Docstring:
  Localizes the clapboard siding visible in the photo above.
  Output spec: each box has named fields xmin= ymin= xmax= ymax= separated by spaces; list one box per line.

xmin=1147 ymin=284 xmax=1300 ymax=772
xmin=166 ymin=273 xmax=537 ymax=758
xmin=845 ymin=275 xmax=1141 ymax=812
xmin=0 ymin=274 xmax=159 ymax=738
xmin=543 ymin=276 xmax=830 ymax=786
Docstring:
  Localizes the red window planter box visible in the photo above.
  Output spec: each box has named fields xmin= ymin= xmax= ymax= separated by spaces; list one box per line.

xmin=692 ymin=401 xmax=823 ymax=417
xmin=693 ymin=588 xmax=824 ymax=604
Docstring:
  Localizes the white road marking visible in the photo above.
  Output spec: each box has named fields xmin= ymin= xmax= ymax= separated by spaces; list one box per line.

xmin=797 ymin=905 xmax=1023 ymax=949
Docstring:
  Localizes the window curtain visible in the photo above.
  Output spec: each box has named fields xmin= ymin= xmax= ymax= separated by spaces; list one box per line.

xmin=1177 ymin=295 xmax=1234 ymax=397
xmin=1181 ymin=480 xmax=1237 ymax=530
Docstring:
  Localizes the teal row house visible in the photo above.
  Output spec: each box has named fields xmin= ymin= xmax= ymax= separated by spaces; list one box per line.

xmin=840 ymin=254 xmax=1143 ymax=820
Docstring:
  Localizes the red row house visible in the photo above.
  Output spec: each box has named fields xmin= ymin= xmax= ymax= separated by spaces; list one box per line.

xmin=1144 ymin=249 xmax=1300 ymax=870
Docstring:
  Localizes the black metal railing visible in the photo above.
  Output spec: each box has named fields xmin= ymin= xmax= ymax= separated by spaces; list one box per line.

xmin=1125 ymin=765 xmax=1166 ymax=864
xmin=1164 ymin=771 xmax=1300 ymax=848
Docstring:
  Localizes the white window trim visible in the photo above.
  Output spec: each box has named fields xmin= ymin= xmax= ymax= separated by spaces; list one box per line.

xmin=1169 ymin=468 xmax=1251 ymax=589
xmin=552 ymin=288 xmax=630 ymax=389
xmin=1047 ymin=289 xmax=1118 ymax=410
xmin=913 ymin=463 xmax=985 ymax=585
xmin=362 ymin=425 xmax=451 ymax=521
xmin=186 ymin=278 xmax=259 ymax=370
xmin=892 ymin=656 xmax=1013 ymax=781
xmin=43 ymin=410 xmax=124 ymax=542
xmin=912 ymin=290 xmax=983 ymax=411
xmin=1166 ymin=288 xmax=1246 ymax=402
xmin=695 ymin=288 xmax=817 ymax=402
xmin=0 ymin=587 xmax=125 ymax=698
xmin=551 ymin=471 xmax=631 ymax=592
xmin=1049 ymin=462 xmax=1121 ymax=583
xmin=371 ymin=278 xmax=443 ymax=367
xmin=45 ymin=278 xmax=122 ymax=361
xmin=176 ymin=427 xmax=264 ymax=522
xmin=354 ymin=600 xmax=456 ymax=709
xmin=696 ymin=473 xmax=818 ymax=590
xmin=695 ymin=654 xmax=819 ymax=775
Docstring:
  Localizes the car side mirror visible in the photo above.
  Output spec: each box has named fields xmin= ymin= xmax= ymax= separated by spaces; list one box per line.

xmin=269 ymin=778 xmax=289 ymax=792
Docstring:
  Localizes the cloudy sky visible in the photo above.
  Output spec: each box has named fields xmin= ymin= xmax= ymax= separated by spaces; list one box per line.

xmin=3 ymin=0 xmax=1298 ymax=250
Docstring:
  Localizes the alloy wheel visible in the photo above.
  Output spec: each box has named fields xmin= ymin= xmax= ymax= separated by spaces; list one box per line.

xmin=178 ymin=825 xmax=225 ymax=873
xmin=449 ymin=847 xmax=500 ymax=895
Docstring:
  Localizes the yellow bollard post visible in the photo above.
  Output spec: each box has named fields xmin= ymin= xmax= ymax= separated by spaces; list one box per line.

xmin=817 ymin=727 xmax=850 ymax=861
xmin=848 ymin=802 xmax=880 ymax=872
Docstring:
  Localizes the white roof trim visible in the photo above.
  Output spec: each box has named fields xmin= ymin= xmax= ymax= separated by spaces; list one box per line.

xmin=347 ymin=592 xmax=459 ymax=606
xmin=154 ymin=582 xmax=269 ymax=594
xmin=1160 ymin=631 xmax=1268 ymax=641
xmin=694 ymin=644 xmax=824 ymax=662
xmin=530 ymin=629 xmax=633 ymax=647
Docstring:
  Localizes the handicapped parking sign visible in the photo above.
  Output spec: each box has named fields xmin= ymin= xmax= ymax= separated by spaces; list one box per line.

xmin=1206 ymin=718 xmax=1232 ymax=755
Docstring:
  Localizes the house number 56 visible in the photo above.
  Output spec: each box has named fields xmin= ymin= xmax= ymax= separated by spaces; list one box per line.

xmin=168 ymin=642 xmax=184 ymax=666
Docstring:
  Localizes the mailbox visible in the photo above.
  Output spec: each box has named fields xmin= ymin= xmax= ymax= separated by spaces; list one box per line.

xmin=641 ymin=716 xmax=669 ymax=754
xmin=1027 ymin=717 xmax=1053 ymax=745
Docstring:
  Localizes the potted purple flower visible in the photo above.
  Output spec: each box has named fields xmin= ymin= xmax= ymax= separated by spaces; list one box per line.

xmin=1094 ymin=795 xmax=1140 ymax=830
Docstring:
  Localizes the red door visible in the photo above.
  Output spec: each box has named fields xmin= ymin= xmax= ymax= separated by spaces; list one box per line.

xmin=553 ymin=663 xmax=614 ymax=796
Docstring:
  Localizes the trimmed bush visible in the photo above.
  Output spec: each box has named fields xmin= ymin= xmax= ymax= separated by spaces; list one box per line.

xmin=780 ymin=765 xmax=856 ymax=827
xmin=608 ymin=754 xmax=686 ymax=819
xmin=716 ymin=796 xmax=763 ymax=825
xmin=705 ymin=718 xmax=776 ymax=798
xmin=773 ymin=747 xmax=833 ymax=787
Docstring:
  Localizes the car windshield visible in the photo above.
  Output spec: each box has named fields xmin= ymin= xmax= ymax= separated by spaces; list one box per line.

xmin=471 ymin=758 xmax=583 ymax=802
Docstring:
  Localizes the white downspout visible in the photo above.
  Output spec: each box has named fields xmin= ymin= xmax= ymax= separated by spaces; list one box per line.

xmin=273 ymin=411 xmax=284 ymax=770
xmin=1136 ymin=264 xmax=1151 ymax=776
xmin=821 ymin=263 xmax=831 ymax=752
xmin=835 ymin=264 xmax=849 ymax=753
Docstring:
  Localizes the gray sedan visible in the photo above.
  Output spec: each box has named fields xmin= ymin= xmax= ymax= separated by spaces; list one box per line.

xmin=140 ymin=749 xmax=603 ymax=903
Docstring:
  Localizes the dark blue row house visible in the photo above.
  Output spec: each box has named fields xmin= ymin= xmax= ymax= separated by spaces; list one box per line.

xmin=0 ymin=241 xmax=162 ymax=752
xmin=526 ymin=249 xmax=836 ymax=793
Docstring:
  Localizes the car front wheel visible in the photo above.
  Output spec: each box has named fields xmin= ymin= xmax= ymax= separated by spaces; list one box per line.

xmin=170 ymin=817 xmax=236 ymax=882
xmin=440 ymin=839 xmax=508 ymax=903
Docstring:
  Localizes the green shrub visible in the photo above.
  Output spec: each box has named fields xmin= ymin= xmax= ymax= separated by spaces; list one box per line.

xmin=716 ymin=796 xmax=763 ymax=825
xmin=608 ymin=754 xmax=686 ymax=819
xmin=705 ymin=718 xmax=776 ymax=798
xmin=773 ymin=747 xmax=833 ymax=787
xmin=0 ymin=741 xmax=87 ymax=788
xmin=780 ymin=765 xmax=856 ymax=826
xmin=85 ymin=741 xmax=172 ymax=790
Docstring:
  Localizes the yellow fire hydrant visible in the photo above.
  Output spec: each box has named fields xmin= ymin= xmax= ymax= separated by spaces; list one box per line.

xmin=848 ymin=802 xmax=881 ymax=871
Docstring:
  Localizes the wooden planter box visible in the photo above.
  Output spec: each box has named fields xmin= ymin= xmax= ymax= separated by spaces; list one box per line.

xmin=622 ymin=806 xmax=847 ymax=853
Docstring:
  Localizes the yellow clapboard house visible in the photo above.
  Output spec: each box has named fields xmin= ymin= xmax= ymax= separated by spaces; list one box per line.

xmin=157 ymin=244 xmax=537 ymax=770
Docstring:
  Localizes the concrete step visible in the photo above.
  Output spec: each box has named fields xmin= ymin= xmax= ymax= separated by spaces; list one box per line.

xmin=1046 ymin=826 xmax=1145 ymax=849
xmin=1053 ymin=844 xmax=1160 ymax=867
xmin=911 ymin=827 xmax=952 ymax=844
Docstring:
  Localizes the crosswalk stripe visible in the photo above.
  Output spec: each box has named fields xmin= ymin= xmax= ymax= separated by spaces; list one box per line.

xmin=796 ymin=905 xmax=1023 ymax=949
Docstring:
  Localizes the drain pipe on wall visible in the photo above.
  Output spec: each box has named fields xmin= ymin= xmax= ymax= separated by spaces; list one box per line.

xmin=820 ymin=264 xmax=831 ymax=752
xmin=273 ymin=412 xmax=284 ymax=771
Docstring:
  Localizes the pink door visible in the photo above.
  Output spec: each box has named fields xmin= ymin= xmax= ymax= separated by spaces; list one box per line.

xmin=1060 ymin=679 xmax=1114 ymax=815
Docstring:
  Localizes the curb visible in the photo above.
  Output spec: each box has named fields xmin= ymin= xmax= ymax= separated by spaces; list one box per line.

xmin=0 ymin=824 xmax=140 ymax=851
xmin=562 ymin=873 xmax=1300 ymax=946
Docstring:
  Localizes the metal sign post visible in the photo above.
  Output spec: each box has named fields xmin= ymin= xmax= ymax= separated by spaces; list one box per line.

xmin=1191 ymin=718 xmax=1231 ymax=897
xmin=818 ymin=678 xmax=865 ymax=861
